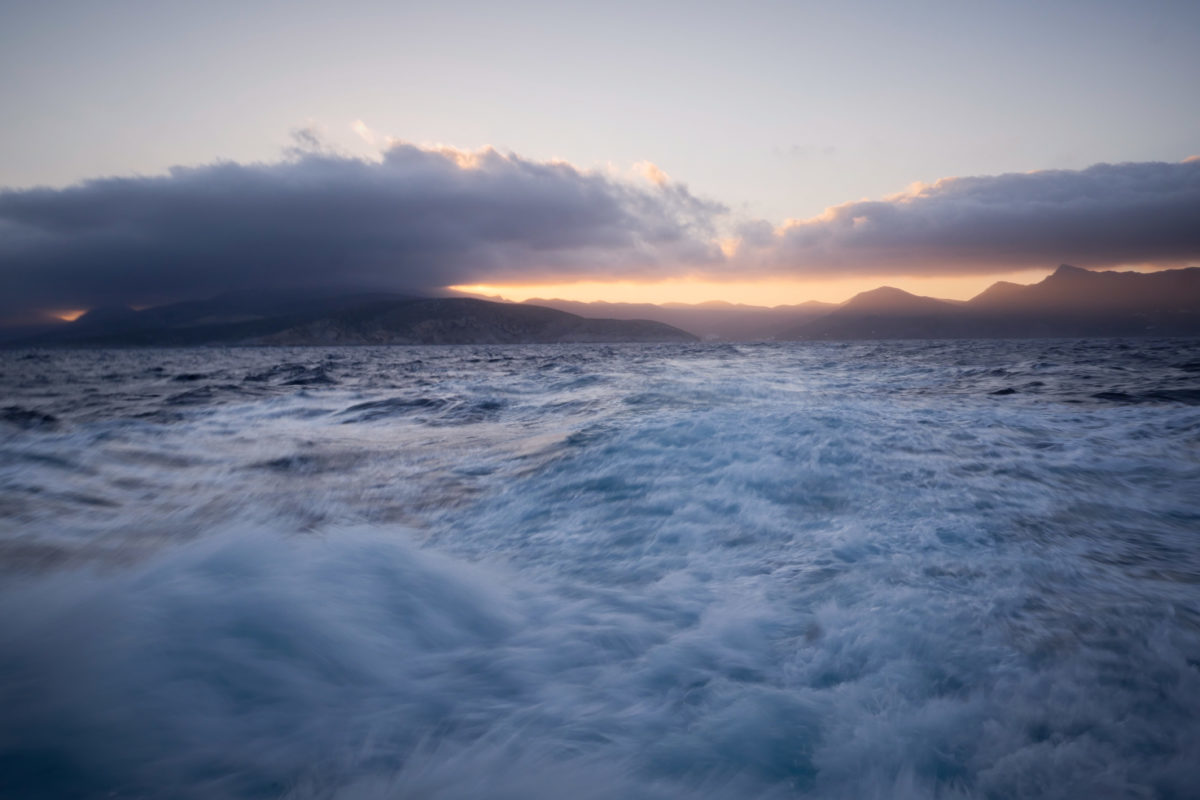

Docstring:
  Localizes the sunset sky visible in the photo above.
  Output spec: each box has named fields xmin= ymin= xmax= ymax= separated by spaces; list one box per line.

xmin=2 ymin=0 xmax=1199 ymax=321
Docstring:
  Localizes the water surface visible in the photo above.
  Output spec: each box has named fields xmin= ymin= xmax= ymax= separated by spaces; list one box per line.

xmin=2 ymin=340 xmax=1199 ymax=799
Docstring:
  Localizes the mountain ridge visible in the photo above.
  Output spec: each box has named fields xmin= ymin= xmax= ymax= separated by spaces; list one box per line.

xmin=519 ymin=297 xmax=836 ymax=341
xmin=9 ymin=295 xmax=697 ymax=346
xmin=255 ymin=297 xmax=697 ymax=345
xmin=9 ymin=265 xmax=1200 ymax=346
xmin=783 ymin=265 xmax=1200 ymax=340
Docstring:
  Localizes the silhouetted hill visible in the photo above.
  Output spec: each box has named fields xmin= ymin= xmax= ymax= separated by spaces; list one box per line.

xmin=256 ymin=297 xmax=696 ymax=344
xmin=71 ymin=305 xmax=147 ymax=329
xmin=778 ymin=287 xmax=967 ymax=340
xmin=970 ymin=264 xmax=1200 ymax=314
xmin=522 ymin=298 xmax=835 ymax=340
xmin=782 ymin=266 xmax=1200 ymax=340
xmin=14 ymin=290 xmax=415 ymax=346
xmin=16 ymin=266 xmax=1200 ymax=346
xmin=14 ymin=294 xmax=696 ymax=346
xmin=968 ymin=280 xmax=1027 ymax=307
xmin=0 ymin=318 xmax=69 ymax=344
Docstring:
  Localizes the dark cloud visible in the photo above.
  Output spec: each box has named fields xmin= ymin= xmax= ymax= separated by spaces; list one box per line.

xmin=739 ymin=159 xmax=1200 ymax=275
xmin=2 ymin=150 xmax=1198 ymax=321
xmin=0 ymin=144 xmax=724 ymax=319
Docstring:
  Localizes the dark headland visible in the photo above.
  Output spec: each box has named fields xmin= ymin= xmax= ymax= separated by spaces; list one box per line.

xmin=7 ymin=265 xmax=1199 ymax=346
xmin=8 ymin=295 xmax=697 ymax=347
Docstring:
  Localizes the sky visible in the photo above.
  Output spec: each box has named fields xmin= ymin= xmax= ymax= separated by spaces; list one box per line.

xmin=1 ymin=0 xmax=1199 ymax=321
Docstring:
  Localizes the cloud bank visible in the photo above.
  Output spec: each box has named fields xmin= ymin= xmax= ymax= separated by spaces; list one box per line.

xmin=739 ymin=159 xmax=1200 ymax=275
xmin=0 ymin=144 xmax=723 ymax=320
xmin=1 ymin=144 xmax=1198 ymax=320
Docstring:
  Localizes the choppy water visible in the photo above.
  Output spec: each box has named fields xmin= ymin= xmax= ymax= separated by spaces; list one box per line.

xmin=2 ymin=340 xmax=1200 ymax=799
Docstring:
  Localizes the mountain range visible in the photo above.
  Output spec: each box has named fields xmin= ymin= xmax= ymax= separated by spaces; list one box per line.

xmin=5 ymin=265 xmax=1199 ymax=346
xmin=779 ymin=264 xmax=1200 ymax=340
xmin=519 ymin=299 xmax=837 ymax=342
xmin=530 ymin=265 xmax=1200 ymax=341
xmin=4 ymin=293 xmax=697 ymax=346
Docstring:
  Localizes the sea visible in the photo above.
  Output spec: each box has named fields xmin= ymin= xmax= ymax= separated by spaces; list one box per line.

xmin=2 ymin=339 xmax=1199 ymax=800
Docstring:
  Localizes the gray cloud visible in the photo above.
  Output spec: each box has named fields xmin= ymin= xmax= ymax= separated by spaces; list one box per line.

xmin=0 ymin=144 xmax=724 ymax=319
xmin=739 ymin=159 xmax=1200 ymax=275
xmin=2 ymin=149 xmax=1199 ymax=321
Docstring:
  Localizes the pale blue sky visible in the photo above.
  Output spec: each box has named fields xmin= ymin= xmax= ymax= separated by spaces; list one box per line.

xmin=2 ymin=0 xmax=1197 ymax=223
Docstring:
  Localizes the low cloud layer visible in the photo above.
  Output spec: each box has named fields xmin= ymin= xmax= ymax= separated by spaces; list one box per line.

xmin=0 ymin=144 xmax=723 ymax=320
xmin=740 ymin=159 xmax=1200 ymax=275
xmin=1 ymin=145 xmax=1198 ymax=321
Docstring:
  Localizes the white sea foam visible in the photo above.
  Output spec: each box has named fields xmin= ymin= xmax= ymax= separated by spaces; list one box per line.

xmin=1 ymin=341 xmax=1199 ymax=798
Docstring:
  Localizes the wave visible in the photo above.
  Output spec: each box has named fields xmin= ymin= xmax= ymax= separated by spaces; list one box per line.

xmin=2 ymin=340 xmax=1200 ymax=798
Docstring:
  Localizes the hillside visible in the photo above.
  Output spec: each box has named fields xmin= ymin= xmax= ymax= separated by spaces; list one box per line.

xmin=778 ymin=287 xmax=967 ymax=340
xmin=522 ymin=298 xmax=835 ymax=341
xmin=256 ymin=297 xmax=697 ymax=344
xmin=12 ymin=294 xmax=697 ymax=346
xmin=781 ymin=266 xmax=1200 ymax=340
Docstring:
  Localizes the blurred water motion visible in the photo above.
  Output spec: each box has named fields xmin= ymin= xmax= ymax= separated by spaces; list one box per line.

xmin=2 ymin=340 xmax=1199 ymax=799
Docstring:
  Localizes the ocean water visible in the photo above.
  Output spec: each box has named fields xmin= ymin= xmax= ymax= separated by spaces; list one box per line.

xmin=2 ymin=340 xmax=1199 ymax=799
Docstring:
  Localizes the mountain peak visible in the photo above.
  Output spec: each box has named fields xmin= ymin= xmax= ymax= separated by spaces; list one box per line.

xmin=969 ymin=280 xmax=1028 ymax=307
xmin=843 ymin=286 xmax=931 ymax=310
xmin=1050 ymin=263 xmax=1090 ymax=278
xmin=849 ymin=285 xmax=916 ymax=301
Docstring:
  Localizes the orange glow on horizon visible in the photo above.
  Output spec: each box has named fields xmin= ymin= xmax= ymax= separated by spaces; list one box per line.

xmin=451 ymin=270 xmax=1055 ymax=306
xmin=50 ymin=309 xmax=87 ymax=322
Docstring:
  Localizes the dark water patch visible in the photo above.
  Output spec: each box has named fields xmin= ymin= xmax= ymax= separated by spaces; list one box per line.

xmin=550 ymin=374 xmax=607 ymax=391
xmin=171 ymin=372 xmax=210 ymax=382
xmin=52 ymin=489 xmax=120 ymax=508
xmin=164 ymin=387 xmax=218 ymax=406
xmin=131 ymin=409 xmax=188 ymax=424
xmin=338 ymin=396 xmax=505 ymax=425
xmin=1092 ymin=389 xmax=1200 ymax=405
xmin=339 ymin=396 xmax=451 ymax=422
xmin=394 ymin=359 xmax=425 ymax=371
xmin=247 ymin=452 xmax=365 ymax=475
xmin=107 ymin=448 xmax=209 ymax=469
xmin=164 ymin=384 xmax=255 ymax=407
xmin=622 ymin=392 xmax=680 ymax=408
xmin=0 ymin=540 xmax=75 ymax=572
xmin=431 ymin=398 xmax=506 ymax=426
xmin=453 ymin=464 xmax=498 ymax=477
xmin=244 ymin=363 xmax=338 ymax=386
xmin=263 ymin=407 xmax=333 ymax=420
xmin=0 ymin=449 xmax=83 ymax=472
xmin=282 ymin=371 xmax=337 ymax=386
xmin=538 ymin=398 xmax=605 ymax=416
xmin=1 ymin=406 xmax=59 ymax=430
xmin=1153 ymin=388 xmax=1200 ymax=404
xmin=990 ymin=387 xmax=1017 ymax=396
xmin=565 ymin=423 xmax=617 ymax=448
